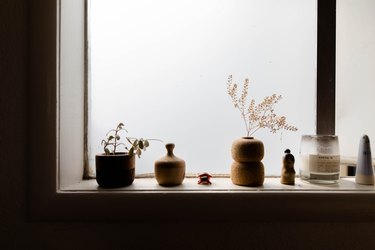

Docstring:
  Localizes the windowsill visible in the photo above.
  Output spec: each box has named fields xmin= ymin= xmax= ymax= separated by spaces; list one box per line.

xmin=61 ymin=177 xmax=375 ymax=193
xmin=30 ymin=175 xmax=375 ymax=222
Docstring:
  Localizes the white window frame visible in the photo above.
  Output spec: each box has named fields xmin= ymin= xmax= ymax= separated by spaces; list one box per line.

xmin=28 ymin=0 xmax=375 ymax=222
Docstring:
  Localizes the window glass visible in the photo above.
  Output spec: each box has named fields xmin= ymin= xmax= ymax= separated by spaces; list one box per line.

xmin=89 ymin=0 xmax=317 ymax=175
xmin=336 ymin=0 xmax=375 ymax=160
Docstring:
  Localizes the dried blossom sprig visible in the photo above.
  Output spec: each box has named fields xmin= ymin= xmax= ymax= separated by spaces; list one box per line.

xmin=227 ymin=75 xmax=298 ymax=137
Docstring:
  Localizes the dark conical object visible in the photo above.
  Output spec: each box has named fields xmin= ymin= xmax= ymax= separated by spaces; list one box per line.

xmin=355 ymin=135 xmax=374 ymax=185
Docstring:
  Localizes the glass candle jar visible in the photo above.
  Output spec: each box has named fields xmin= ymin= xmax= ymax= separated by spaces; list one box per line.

xmin=299 ymin=135 xmax=340 ymax=184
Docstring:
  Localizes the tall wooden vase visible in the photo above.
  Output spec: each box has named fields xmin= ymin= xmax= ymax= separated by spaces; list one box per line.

xmin=231 ymin=137 xmax=265 ymax=186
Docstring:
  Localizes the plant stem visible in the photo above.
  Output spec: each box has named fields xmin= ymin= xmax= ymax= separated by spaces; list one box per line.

xmin=243 ymin=116 xmax=250 ymax=137
xmin=249 ymin=126 xmax=262 ymax=136
xmin=113 ymin=129 xmax=118 ymax=154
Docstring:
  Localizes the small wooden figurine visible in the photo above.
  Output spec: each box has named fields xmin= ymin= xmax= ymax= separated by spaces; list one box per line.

xmin=281 ymin=149 xmax=295 ymax=185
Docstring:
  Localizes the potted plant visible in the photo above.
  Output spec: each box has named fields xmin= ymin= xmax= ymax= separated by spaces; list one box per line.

xmin=226 ymin=75 xmax=298 ymax=186
xmin=95 ymin=122 xmax=152 ymax=188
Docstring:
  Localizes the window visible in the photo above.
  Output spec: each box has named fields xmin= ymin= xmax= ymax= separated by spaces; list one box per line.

xmin=88 ymin=0 xmax=317 ymax=176
xmin=336 ymin=0 xmax=375 ymax=165
xmin=28 ymin=0 xmax=375 ymax=222
xmin=57 ymin=0 xmax=337 ymax=185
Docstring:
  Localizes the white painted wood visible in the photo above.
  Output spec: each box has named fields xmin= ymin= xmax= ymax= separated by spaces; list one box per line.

xmin=59 ymin=0 xmax=85 ymax=187
xmin=62 ymin=177 xmax=375 ymax=192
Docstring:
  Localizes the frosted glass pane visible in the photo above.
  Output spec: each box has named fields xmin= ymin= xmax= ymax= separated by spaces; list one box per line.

xmin=336 ymin=0 xmax=375 ymax=159
xmin=89 ymin=0 xmax=317 ymax=176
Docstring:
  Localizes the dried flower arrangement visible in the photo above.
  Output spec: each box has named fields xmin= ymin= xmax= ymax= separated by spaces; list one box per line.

xmin=226 ymin=75 xmax=298 ymax=137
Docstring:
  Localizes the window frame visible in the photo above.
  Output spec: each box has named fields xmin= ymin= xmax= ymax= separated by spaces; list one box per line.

xmin=28 ymin=0 xmax=375 ymax=222
xmin=316 ymin=0 xmax=336 ymax=135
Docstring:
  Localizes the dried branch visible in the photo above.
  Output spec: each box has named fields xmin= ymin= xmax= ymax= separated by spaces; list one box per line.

xmin=226 ymin=75 xmax=298 ymax=137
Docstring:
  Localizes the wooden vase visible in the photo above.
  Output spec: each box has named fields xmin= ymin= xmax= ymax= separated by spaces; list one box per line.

xmin=231 ymin=161 xmax=264 ymax=186
xmin=230 ymin=137 xmax=265 ymax=186
xmin=155 ymin=143 xmax=185 ymax=186
xmin=231 ymin=137 xmax=264 ymax=162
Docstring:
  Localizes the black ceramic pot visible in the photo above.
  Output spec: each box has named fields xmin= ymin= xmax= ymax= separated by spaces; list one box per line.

xmin=95 ymin=153 xmax=135 ymax=188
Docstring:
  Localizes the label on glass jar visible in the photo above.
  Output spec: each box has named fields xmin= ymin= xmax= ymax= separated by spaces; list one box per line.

xmin=300 ymin=154 xmax=340 ymax=173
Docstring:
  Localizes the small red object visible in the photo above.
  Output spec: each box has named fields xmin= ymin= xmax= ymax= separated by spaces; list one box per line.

xmin=198 ymin=172 xmax=212 ymax=185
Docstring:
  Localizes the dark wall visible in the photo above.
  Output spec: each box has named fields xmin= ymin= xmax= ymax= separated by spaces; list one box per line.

xmin=0 ymin=0 xmax=28 ymax=248
xmin=1 ymin=1 xmax=375 ymax=249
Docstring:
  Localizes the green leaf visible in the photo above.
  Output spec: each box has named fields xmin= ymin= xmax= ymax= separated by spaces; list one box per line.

xmin=144 ymin=140 xmax=149 ymax=147
xmin=139 ymin=140 xmax=144 ymax=149
xmin=116 ymin=135 xmax=120 ymax=140
xmin=136 ymin=148 xmax=142 ymax=157
xmin=117 ymin=123 xmax=124 ymax=130
xmin=129 ymin=148 xmax=134 ymax=157
xmin=108 ymin=135 xmax=114 ymax=141
xmin=104 ymin=148 xmax=110 ymax=155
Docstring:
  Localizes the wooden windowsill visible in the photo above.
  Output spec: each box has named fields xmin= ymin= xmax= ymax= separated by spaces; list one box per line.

xmin=61 ymin=177 xmax=375 ymax=193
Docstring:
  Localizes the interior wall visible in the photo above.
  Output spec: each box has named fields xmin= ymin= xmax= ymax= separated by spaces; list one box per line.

xmin=0 ymin=0 xmax=28 ymax=238
xmin=1 ymin=0 xmax=375 ymax=249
